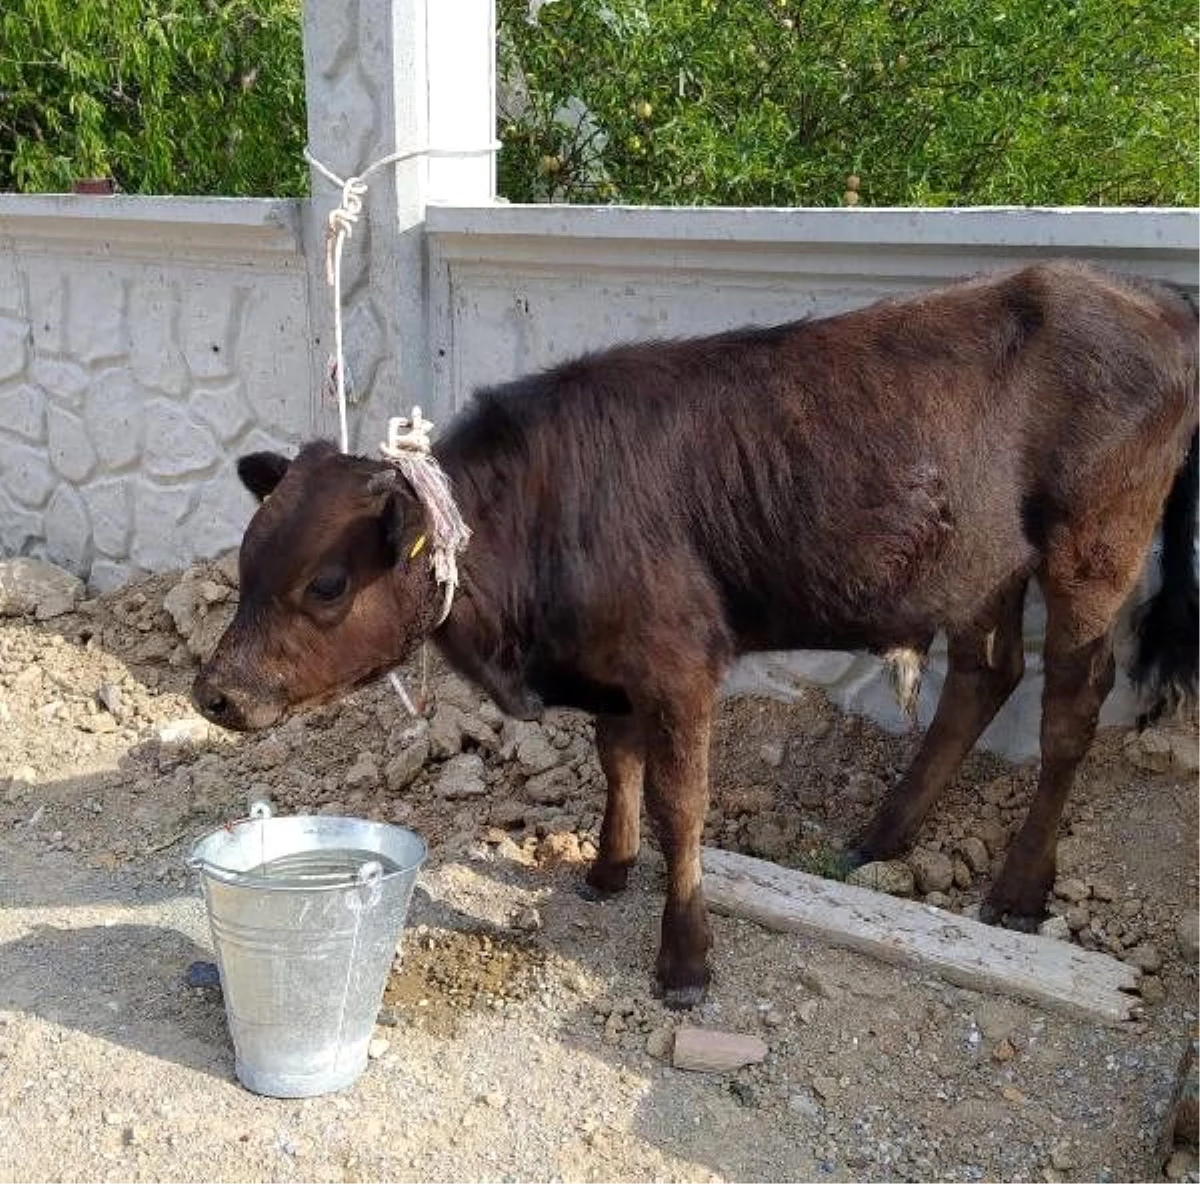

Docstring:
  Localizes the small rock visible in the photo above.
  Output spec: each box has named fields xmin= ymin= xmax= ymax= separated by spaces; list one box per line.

xmin=673 ymin=1027 xmax=769 ymax=1073
xmin=0 ymin=557 xmax=84 ymax=620
xmin=646 ymin=1026 xmax=675 ymax=1060
xmin=435 ymin=754 xmax=488 ymax=799
xmin=1053 ymin=877 xmax=1090 ymax=903
xmin=1001 ymin=1086 xmax=1027 ymax=1104
xmin=843 ymin=771 xmax=885 ymax=804
xmin=975 ymin=819 xmax=1008 ymax=856
xmin=510 ymin=905 xmax=542 ymax=932
xmin=488 ymin=800 xmax=527 ymax=829
xmin=1065 ymin=905 xmax=1090 ymax=932
xmin=1139 ymin=975 xmax=1166 ymax=1005
xmin=102 ymin=1110 xmax=126 ymax=1127
xmin=992 ymin=1038 xmax=1017 ymax=1062
xmin=344 ymin=755 xmax=380 ymax=791
xmin=1039 ymin=915 xmax=1071 ymax=941
xmin=797 ymin=999 xmax=819 ymax=1024
xmin=758 ymin=741 xmax=786 ymax=769
xmin=536 ymin=832 xmax=582 ymax=867
xmin=788 ymin=1092 xmax=823 ymax=1121
xmin=1123 ymin=728 xmax=1175 ymax=773
xmin=742 ymin=814 xmax=797 ymax=862
xmin=1175 ymin=912 xmax=1200 ymax=962
xmin=96 ymin=682 xmax=125 ymax=717
xmin=428 ymin=704 xmax=469 ymax=759
xmin=481 ymin=1089 xmax=507 ymax=1109
xmin=524 ymin=765 xmax=578 ymax=806
xmin=513 ymin=724 xmax=561 ymax=775
xmin=385 ymin=737 xmax=431 ymax=791
xmin=909 ymin=847 xmax=954 ymax=894
xmin=925 ymin=891 xmax=950 ymax=909
xmin=368 ymin=1037 xmax=390 ymax=1059
xmin=1166 ymin=1149 xmax=1199 ymax=1183
xmin=847 ymin=860 xmax=914 ymax=897
xmin=958 ymin=836 xmax=990 ymax=875
xmin=185 ymin=961 xmax=221 ymax=989
xmin=376 ymin=1005 xmax=402 ymax=1027
xmin=812 ymin=1075 xmax=840 ymax=1102
xmin=952 ymin=856 xmax=972 ymax=889
xmin=156 ymin=717 xmax=210 ymax=747
xmin=1088 ymin=879 xmax=1117 ymax=902
xmin=728 ymin=1080 xmax=759 ymax=1107
xmin=1124 ymin=942 xmax=1163 ymax=973
xmin=1049 ymin=1140 xmax=1075 ymax=1171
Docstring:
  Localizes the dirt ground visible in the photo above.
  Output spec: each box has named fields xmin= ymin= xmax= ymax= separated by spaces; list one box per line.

xmin=0 ymin=556 xmax=1197 ymax=1183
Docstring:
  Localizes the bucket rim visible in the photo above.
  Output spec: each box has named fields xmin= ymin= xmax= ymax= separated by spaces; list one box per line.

xmin=186 ymin=813 xmax=427 ymax=891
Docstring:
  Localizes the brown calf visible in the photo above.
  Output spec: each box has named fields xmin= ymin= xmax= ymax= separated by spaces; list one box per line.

xmin=194 ymin=261 xmax=1198 ymax=1007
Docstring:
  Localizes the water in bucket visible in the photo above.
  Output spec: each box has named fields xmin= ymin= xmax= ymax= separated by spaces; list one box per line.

xmin=188 ymin=801 xmax=426 ymax=1098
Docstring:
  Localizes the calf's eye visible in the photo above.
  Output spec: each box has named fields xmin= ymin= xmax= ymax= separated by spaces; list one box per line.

xmin=306 ymin=570 xmax=349 ymax=602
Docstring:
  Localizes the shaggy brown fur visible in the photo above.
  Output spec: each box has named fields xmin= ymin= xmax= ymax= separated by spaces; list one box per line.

xmin=195 ymin=261 xmax=1198 ymax=1007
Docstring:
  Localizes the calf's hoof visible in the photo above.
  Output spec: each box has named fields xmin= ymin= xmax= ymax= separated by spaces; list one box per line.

xmin=978 ymin=899 xmax=1044 ymax=933
xmin=581 ymin=859 xmax=632 ymax=899
xmin=660 ymin=981 xmax=708 ymax=1010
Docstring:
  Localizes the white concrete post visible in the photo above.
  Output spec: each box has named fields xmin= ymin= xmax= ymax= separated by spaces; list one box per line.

xmin=300 ymin=0 xmax=495 ymax=450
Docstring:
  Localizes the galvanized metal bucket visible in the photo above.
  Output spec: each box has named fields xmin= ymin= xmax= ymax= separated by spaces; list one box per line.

xmin=187 ymin=801 xmax=426 ymax=1098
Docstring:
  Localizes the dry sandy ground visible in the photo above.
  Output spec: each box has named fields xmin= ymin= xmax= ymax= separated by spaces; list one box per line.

xmin=0 ymin=560 xmax=1196 ymax=1183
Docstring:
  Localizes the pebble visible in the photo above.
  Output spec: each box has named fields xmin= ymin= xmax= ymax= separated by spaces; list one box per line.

xmin=510 ymin=905 xmax=542 ymax=932
xmin=797 ymin=999 xmax=819 ymax=1024
xmin=428 ymin=705 xmax=469 ymax=759
xmin=368 ymin=1037 xmax=390 ymax=1059
xmin=96 ymin=682 xmax=124 ymax=717
xmin=1065 ymin=905 xmax=1090 ymax=932
xmin=812 ymin=1075 xmax=841 ymax=1101
xmin=909 ymin=847 xmax=954 ymax=894
xmin=1049 ymin=1140 xmax=1075 ymax=1171
xmin=975 ymin=820 xmax=1008 ymax=856
xmin=1123 ymin=942 xmax=1163 ymax=973
xmin=156 ymin=718 xmax=210 ymax=747
xmin=847 ymin=860 xmax=914 ymax=896
xmin=742 ymin=815 xmax=797 ymax=862
xmin=185 ymin=961 xmax=221 ymax=989
xmin=524 ymin=765 xmax=577 ymax=806
xmin=646 ymin=1026 xmax=675 ymax=1060
xmin=952 ymin=856 xmax=972 ymax=889
xmin=758 ymin=741 xmax=786 ymax=769
xmin=1039 ymin=915 xmax=1071 ymax=941
xmin=1166 ymin=1149 xmax=1199 ymax=1182
xmin=385 ymin=738 xmax=431 ymax=791
xmin=344 ymin=755 xmax=380 ymax=791
xmin=958 ymin=836 xmax=989 ymax=874
xmin=1053 ymin=877 xmax=1090 ymax=903
xmin=512 ymin=724 xmax=561 ymax=775
xmin=992 ymin=1038 xmax=1017 ymax=1062
xmin=1176 ymin=912 xmax=1200 ymax=962
xmin=435 ymin=754 xmax=488 ymax=799
xmin=1139 ymin=976 xmax=1166 ymax=1005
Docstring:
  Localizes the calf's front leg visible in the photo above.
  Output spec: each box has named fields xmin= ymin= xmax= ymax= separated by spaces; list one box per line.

xmin=584 ymin=712 xmax=645 ymax=897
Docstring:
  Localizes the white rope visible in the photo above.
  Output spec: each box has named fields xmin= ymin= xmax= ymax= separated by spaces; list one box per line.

xmin=305 ymin=141 xmax=497 ymax=713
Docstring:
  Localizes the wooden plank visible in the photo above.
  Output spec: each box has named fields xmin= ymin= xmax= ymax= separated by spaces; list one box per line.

xmin=701 ymin=846 xmax=1142 ymax=1025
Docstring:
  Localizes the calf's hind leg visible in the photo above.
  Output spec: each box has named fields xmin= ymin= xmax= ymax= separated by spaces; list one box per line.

xmin=980 ymin=592 xmax=1118 ymax=928
xmin=584 ymin=712 xmax=645 ymax=897
xmin=854 ymin=576 xmax=1028 ymax=861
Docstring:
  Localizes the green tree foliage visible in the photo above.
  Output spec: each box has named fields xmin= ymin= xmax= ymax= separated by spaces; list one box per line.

xmin=497 ymin=0 xmax=1199 ymax=207
xmin=0 ymin=0 xmax=306 ymax=196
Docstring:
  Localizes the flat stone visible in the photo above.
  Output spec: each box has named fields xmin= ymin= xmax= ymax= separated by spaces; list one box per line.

xmin=510 ymin=722 xmax=561 ymax=775
xmin=185 ymin=961 xmax=221 ymax=988
xmin=1038 ymin=915 xmax=1071 ymax=941
xmin=524 ymin=765 xmax=578 ymax=806
xmin=0 ymin=557 xmax=84 ymax=619
xmin=846 ymin=860 xmax=914 ymax=897
xmin=385 ymin=738 xmax=430 ymax=791
xmin=958 ymin=836 xmax=990 ymax=874
xmin=1175 ymin=912 xmax=1199 ymax=962
xmin=1054 ymin=877 xmax=1090 ymax=903
xmin=673 ymin=1027 xmax=768 ymax=1073
xmin=1123 ymin=942 xmax=1162 ymax=973
xmin=435 ymin=754 xmax=488 ymax=799
xmin=909 ymin=847 xmax=954 ymax=894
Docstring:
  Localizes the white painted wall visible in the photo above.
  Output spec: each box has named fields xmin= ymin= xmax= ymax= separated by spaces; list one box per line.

xmin=427 ymin=203 xmax=1199 ymax=758
xmin=0 ymin=196 xmax=313 ymax=590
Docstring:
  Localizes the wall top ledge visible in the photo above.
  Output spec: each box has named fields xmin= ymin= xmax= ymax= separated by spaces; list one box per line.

xmin=429 ymin=203 xmax=1200 ymax=254
xmin=0 ymin=195 xmax=304 ymax=263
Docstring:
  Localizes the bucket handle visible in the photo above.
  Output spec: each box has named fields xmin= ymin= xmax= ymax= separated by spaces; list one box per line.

xmin=185 ymin=799 xmax=275 ymax=876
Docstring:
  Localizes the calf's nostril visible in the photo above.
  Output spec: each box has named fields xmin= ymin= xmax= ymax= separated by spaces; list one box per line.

xmin=192 ymin=678 xmax=229 ymax=720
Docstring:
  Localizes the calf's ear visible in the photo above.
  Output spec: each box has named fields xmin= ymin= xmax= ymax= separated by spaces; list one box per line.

xmin=237 ymin=452 xmax=291 ymax=502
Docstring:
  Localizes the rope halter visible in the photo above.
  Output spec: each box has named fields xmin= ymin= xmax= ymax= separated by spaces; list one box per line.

xmin=378 ymin=408 xmax=471 ymax=628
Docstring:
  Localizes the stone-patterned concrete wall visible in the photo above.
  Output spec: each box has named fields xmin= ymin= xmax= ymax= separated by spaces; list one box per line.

xmin=0 ymin=196 xmax=314 ymax=590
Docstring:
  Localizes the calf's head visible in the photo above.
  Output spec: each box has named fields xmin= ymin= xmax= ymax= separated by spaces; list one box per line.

xmin=192 ymin=440 xmax=442 ymax=731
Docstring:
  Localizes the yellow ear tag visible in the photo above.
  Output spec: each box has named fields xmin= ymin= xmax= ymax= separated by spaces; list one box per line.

xmin=408 ymin=534 xmax=428 ymax=560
